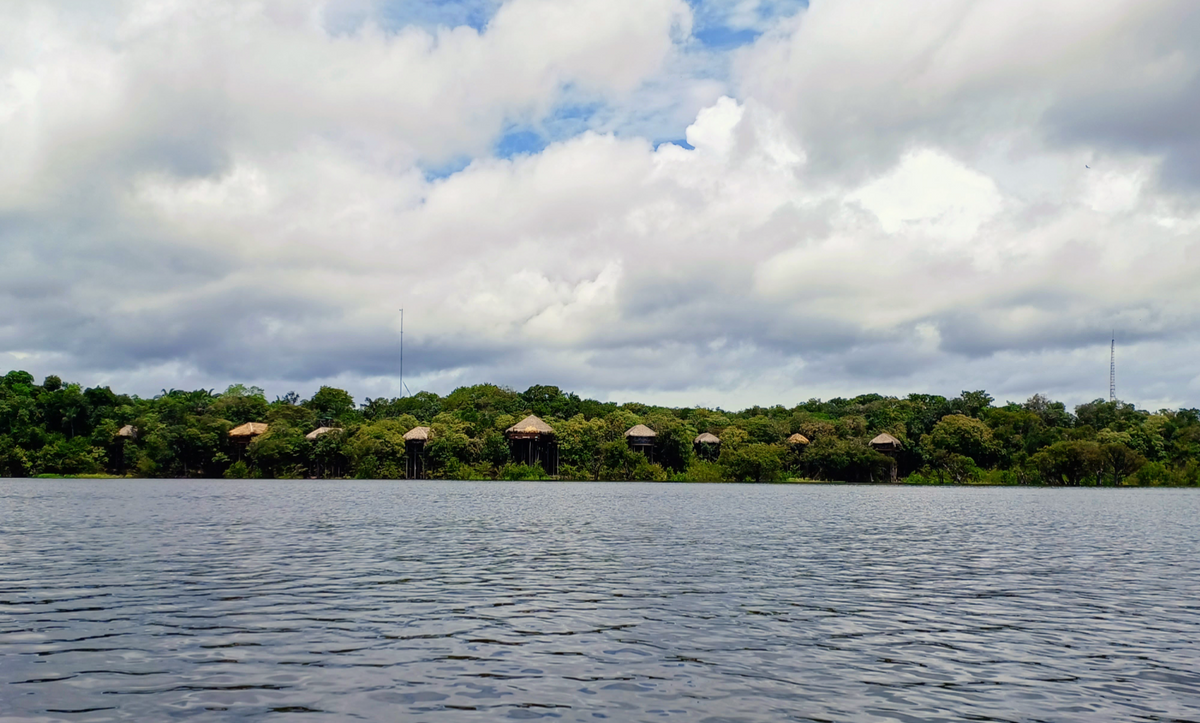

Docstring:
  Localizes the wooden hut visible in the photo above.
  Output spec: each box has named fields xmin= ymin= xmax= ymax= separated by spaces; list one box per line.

xmin=625 ymin=424 xmax=657 ymax=462
xmin=787 ymin=434 xmax=810 ymax=467
xmin=115 ymin=425 xmax=138 ymax=474
xmin=305 ymin=426 xmax=341 ymax=441
xmin=228 ymin=422 xmax=268 ymax=460
xmin=869 ymin=432 xmax=902 ymax=483
xmin=505 ymin=415 xmax=558 ymax=474
xmin=693 ymin=432 xmax=720 ymax=461
xmin=404 ymin=426 xmax=431 ymax=479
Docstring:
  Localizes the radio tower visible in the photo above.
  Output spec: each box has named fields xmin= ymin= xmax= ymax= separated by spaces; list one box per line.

xmin=1109 ymin=331 xmax=1116 ymax=402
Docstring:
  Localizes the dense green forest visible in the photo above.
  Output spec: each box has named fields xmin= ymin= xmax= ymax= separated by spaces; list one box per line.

xmin=2 ymin=369 xmax=1198 ymax=485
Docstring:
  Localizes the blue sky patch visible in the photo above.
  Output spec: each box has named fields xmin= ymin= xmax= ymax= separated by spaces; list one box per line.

xmin=494 ymin=129 xmax=548 ymax=159
xmin=693 ymin=25 xmax=761 ymax=49
xmin=375 ymin=0 xmax=503 ymax=33
xmin=656 ymin=138 xmax=695 ymax=151
xmin=421 ymin=155 xmax=473 ymax=181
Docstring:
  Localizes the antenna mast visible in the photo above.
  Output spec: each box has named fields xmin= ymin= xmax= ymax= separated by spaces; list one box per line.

xmin=403 ymin=305 xmax=408 ymax=396
xmin=1109 ymin=331 xmax=1116 ymax=403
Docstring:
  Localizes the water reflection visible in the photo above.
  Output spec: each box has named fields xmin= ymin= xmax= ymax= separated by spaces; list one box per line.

xmin=1 ymin=481 xmax=1198 ymax=721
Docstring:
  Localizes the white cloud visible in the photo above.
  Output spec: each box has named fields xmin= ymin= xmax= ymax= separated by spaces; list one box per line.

xmin=847 ymin=149 xmax=1002 ymax=242
xmin=1 ymin=0 xmax=1200 ymax=411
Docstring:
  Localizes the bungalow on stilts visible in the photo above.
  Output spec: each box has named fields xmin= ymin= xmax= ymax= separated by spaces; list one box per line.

xmin=869 ymin=432 xmax=902 ymax=483
xmin=404 ymin=426 xmax=431 ymax=479
xmin=693 ymin=432 xmax=720 ymax=461
xmin=625 ymin=424 xmax=657 ymax=463
xmin=505 ymin=415 xmax=558 ymax=475
xmin=228 ymin=422 xmax=268 ymax=460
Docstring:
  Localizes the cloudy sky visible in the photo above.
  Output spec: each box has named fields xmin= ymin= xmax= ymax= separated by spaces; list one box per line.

xmin=3 ymin=0 xmax=1200 ymax=410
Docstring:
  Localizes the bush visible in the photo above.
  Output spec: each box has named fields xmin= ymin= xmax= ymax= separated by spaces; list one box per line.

xmin=902 ymin=471 xmax=940 ymax=485
xmin=1132 ymin=461 xmax=1171 ymax=485
xmin=676 ymin=460 xmax=724 ymax=482
xmin=500 ymin=463 xmax=549 ymax=481
xmin=980 ymin=468 xmax=1021 ymax=485
xmin=721 ymin=443 xmax=787 ymax=482
xmin=224 ymin=460 xmax=252 ymax=479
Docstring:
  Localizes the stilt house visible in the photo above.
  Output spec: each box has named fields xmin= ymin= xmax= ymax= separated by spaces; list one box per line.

xmin=505 ymin=415 xmax=558 ymax=475
xmin=306 ymin=426 xmax=344 ymax=478
xmin=305 ymin=426 xmax=341 ymax=441
xmin=869 ymin=432 xmax=902 ymax=483
xmin=229 ymin=422 xmax=267 ymax=459
xmin=625 ymin=424 xmax=657 ymax=463
xmin=693 ymin=432 xmax=720 ymax=461
xmin=404 ymin=426 xmax=431 ymax=479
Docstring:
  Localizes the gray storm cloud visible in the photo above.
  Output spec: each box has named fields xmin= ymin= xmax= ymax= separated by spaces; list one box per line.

xmin=1 ymin=0 xmax=1199 ymax=409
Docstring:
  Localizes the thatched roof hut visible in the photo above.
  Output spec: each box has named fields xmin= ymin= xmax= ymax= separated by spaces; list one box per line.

xmin=869 ymin=432 xmax=901 ymax=451
xmin=504 ymin=416 xmax=558 ymax=474
xmin=693 ymin=431 xmax=720 ymax=461
xmin=625 ymin=424 xmax=656 ymax=439
xmin=505 ymin=415 xmax=553 ymax=439
xmin=117 ymin=424 xmax=138 ymax=439
xmin=305 ymin=426 xmax=342 ymax=441
xmin=625 ymin=424 xmax=656 ymax=460
xmin=870 ymin=432 xmax=902 ymax=483
xmin=787 ymin=433 xmax=810 ymax=445
xmin=229 ymin=422 xmax=268 ymax=439
xmin=403 ymin=426 xmax=432 ymax=442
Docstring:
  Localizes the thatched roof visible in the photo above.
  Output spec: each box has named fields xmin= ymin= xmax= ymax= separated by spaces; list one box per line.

xmin=403 ymin=426 xmax=431 ymax=442
xmin=694 ymin=432 xmax=720 ymax=444
xmin=625 ymin=424 xmax=656 ymax=438
xmin=870 ymin=432 xmax=901 ymax=448
xmin=506 ymin=415 xmax=553 ymax=435
xmin=305 ymin=426 xmax=342 ymax=441
xmin=117 ymin=424 xmax=138 ymax=439
xmin=787 ymin=433 xmax=810 ymax=445
xmin=229 ymin=422 xmax=268 ymax=438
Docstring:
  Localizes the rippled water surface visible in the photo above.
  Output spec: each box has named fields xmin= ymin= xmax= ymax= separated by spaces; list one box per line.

xmin=2 ymin=481 xmax=1199 ymax=722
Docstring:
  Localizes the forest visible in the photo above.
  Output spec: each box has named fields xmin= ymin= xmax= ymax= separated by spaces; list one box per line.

xmin=1 ymin=369 xmax=1198 ymax=485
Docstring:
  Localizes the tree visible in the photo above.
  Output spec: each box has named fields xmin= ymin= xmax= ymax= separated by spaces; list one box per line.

xmin=211 ymin=385 xmax=269 ymax=425
xmin=922 ymin=414 xmax=998 ymax=475
xmin=800 ymin=437 xmax=891 ymax=482
xmin=345 ymin=420 xmax=407 ymax=479
xmin=305 ymin=386 xmax=355 ymax=422
xmin=953 ymin=390 xmax=994 ymax=419
xmin=721 ymin=443 xmax=787 ymax=483
xmin=1024 ymin=394 xmax=1073 ymax=428
xmin=1030 ymin=441 xmax=1103 ymax=486
xmin=1099 ymin=443 xmax=1145 ymax=486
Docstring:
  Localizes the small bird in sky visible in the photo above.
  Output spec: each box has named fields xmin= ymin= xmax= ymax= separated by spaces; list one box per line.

xmin=1085 ymin=165 xmax=1091 ymax=169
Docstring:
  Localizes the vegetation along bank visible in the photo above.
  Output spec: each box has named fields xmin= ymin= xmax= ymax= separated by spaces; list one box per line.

xmin=1 ymin=370 xmax=1198 ymax=485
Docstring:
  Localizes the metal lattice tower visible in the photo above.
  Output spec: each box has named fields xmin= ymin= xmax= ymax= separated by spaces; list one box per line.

xmin=1109 ymin=332 xmax=1116 ymax=403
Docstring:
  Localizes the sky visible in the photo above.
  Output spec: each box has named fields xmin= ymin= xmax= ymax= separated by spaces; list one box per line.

xmin=2 ymin=0 xmax=1200 ymax=410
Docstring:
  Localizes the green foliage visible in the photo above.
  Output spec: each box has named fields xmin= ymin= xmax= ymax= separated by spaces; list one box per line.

xmin=345 ymin=420 xmax=407 ymax=479
xmin=3 ymin=368 xmax=1200 ymax=485
xmin=500 ymin=463 xmax=550 ymax=481
xmin=800 ymin=437 xmax=891 ymax=482
xmin=224 ymin=460 xmax=251 ymax=479
xmin=923 ymin=414 xmax=998 ymax=466
xmin=304 ymin=386 xmax=356 ymax=422
xmin=678 ymin=459 xmax=724 ymax=482
xmin=721 ymin=443 xmax=787 ymax=483
xmin=1030 ymin=440 xmax=1104 ymax=486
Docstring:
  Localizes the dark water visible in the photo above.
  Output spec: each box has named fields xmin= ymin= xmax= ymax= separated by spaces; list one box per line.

xmin=2 ymin=481 xmax=1199 ymax=722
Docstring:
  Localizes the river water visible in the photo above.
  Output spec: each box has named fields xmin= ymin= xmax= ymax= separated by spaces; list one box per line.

xmin=1 ymin=480 xmax=1198 ymax=722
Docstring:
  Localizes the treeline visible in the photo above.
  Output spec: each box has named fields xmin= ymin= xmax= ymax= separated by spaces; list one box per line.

xmin=1 ymin=369 xmax=1198 ymax=485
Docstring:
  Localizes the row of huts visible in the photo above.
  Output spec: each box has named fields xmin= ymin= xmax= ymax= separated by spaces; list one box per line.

xmin=202 ymin=417 xmax=903 ymax=481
